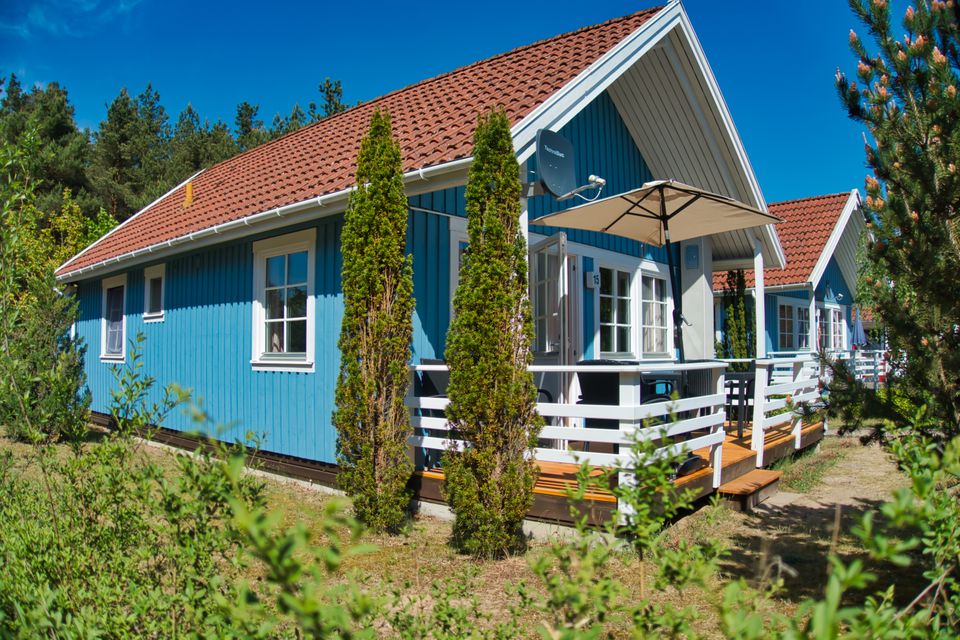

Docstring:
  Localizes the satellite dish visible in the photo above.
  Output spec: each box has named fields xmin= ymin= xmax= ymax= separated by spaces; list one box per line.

xmin=536 ymin=129 xmax=577 ymax=199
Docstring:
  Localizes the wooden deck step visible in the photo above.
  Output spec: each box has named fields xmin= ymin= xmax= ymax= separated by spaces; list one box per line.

xmin=718 ymin=469 xmax=782 ymax=512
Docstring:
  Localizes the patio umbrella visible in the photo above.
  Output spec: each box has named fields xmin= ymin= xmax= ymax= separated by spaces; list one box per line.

xmin=535 ymin=180 xmax=782 ymax=361
xmin=851 ymin=307 xmax=868 ymax=349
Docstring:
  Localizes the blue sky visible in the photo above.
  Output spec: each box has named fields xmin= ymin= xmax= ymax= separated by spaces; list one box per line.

xmin=0 ymin=0 xmax=870 ymax=202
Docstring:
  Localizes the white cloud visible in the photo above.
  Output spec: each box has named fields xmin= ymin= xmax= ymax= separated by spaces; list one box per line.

xmin=0 ymin=0 xmax=146 ymax=39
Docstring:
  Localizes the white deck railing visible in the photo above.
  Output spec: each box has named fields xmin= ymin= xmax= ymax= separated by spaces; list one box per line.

xmin=751 ymin=354 xmax=821 ymax=467
xmin=405 ymin=361 xmax=730 ymax=498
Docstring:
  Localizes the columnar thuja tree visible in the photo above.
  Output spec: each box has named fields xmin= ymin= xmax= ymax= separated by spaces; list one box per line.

xmin=719 ymin=269 xmax=752 ymax=370
xmin=334 ymin=109 xmax=414 ymax=532
xmin=443 ymin=109 xmax=542 ymax=557
xmin=836 ymin=0 xmax=960 ymax=439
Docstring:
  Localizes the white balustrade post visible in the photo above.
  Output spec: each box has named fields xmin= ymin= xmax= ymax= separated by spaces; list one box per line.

xmin=753 ymin=232 xmax=767 ymax=359
xmin=752 ymin=361 xmax=768 ymax=467
xmin=792 ymin=360 xmax=803 ymax=449
xmin=712 ymin=364 xmax=725 ymax=488
xmin=617 ymin=370 xmax=643 ymax=518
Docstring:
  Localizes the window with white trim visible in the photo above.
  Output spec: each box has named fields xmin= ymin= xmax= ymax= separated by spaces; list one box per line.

xmin=778 ymin=304 xmax=795 ymax=350
xmin=252 ymin=229 xmax=315 ymax=370
xmin=641 ymin=274 xmax=668 ymax=355
xmin=797 ymin=307 xmax=810 ymax=350
xmin=831 ymin=308 xmax=844 ymax=350
xmin=144 ymin=264 xmax=165 ymax=321
xmin=101 ymin=274 xmax=126 ymax=361
xmin=599 ymin=267 xmax=631 ymax=355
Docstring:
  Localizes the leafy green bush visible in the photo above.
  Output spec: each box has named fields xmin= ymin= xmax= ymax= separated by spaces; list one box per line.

xmin=0 ymin=131 xmax=89 ymax=445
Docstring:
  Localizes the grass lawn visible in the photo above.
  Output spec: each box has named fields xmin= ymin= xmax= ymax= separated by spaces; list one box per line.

xmin=0 ymin=430 xmax=917 ymax=638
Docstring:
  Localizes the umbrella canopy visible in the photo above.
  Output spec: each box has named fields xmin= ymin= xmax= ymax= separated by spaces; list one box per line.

xmin=535 ymin=180 xmax=782 ymax=363
xmin=851 ymin=307 xmax=868 ymax=348
xmin=534 ymin=180 xmax=782 ymax=246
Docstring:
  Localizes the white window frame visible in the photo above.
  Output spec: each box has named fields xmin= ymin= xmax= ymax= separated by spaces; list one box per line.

xmin=776 ymin=296 xmax=816 ymax=352
xmin=598 ymin=265 xmax=634 ymax=357
xmin=592 ymin=251 xmax=673 ymax=361
xmin=100 ymin=274 xmax=127 ymax=362
xmin=251 ymin=229 xmax=316 ymax=372
xmin=448 ymin=216 xmax=469 ymax=318
xmin=143 ymin=263 xmax=165 ymax=322
xmin=816 ymin=301 xmax=846 ymax=351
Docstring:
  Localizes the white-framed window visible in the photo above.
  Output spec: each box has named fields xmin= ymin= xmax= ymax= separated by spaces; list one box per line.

xmin=449 ymin=216 xmax=468 ymax=318
xmin=778 ymin=304 xmax=795 ymax=351
xmin=251 ymin=229 xmax=316 ymax=371
xmin=101 ymin=274 xmax=126 ymax=361
xmin=831 ymin=308 xmax=845 ymax=350
xmin=641 ymin=274 xmax=668 ymax=356
xmin=144 ymin=264 xmax=165 ymax=322
xmin=816 ymin=303 xmax=847 ymax=351
xmin=599 ymin=266 xmax=632 ymax=355
xmin=531 ymin=248 xmax=561 ymax=354
xmin=797 ymin=307 xmax=810 ymax=350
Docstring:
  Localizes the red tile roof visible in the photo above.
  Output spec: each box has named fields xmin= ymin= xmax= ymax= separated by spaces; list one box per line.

xmin=712 ymin=192 xmax=852 ymax=290
xmin=57 ymin=7 xmax=663 ymax=278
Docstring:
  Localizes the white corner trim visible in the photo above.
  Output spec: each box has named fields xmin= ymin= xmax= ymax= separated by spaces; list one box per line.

xmin=100 ymin=273 xmax=127 ymax=362
xmin=808 ymin=189 xmax=862 ymax=291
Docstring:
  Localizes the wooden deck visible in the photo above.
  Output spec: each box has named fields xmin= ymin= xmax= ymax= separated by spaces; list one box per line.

xmin=410 ymin=420 xmax=825 ymax=525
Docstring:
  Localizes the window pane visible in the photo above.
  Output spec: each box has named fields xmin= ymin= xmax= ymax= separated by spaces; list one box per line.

xmin=105 ymin=285 xmax=124 ymax=355
xmin=287 ymin=320 xmax=307 ymax=353
xmin=287 ymin=286 xmax=307 ymax=318
xmin=266 ymin=255 xmax=285 ymax=288
xmin=642 ymin=276 xmax=653 ymax=301
xmin=599 ymin=268 xmax=612 ymax=295
xmin=266 ymin=288 xmax=285 ymax=320
xmin=148 ymin=277 xmax=162 ymax=314
xmin=600 ymin=326 xmax=613 ymax=353
xmin=616 ymin=326 xmax=630 ymax=353
xmin=617 ymin=271 xmax=630 ymax=297
xmin=599 ymin=297 xmax=613 ymax=323
xmin=617 ymin=298 xmax=629 ymax=324
xmin=287 ymin=251 xmax=308 ymax=285
xmin=266 ymin=322 xmax=284 ymax=353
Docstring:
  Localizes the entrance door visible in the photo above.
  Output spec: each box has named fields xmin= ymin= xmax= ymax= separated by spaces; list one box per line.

xmin=530 ymin=233 xmax=571 ymax=405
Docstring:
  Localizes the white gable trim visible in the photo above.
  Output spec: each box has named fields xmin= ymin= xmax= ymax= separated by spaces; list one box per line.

xmin=510 ymin=1 xmax=784 ymax=269
xmin=808 ymin=189 xmax=863 ymax=291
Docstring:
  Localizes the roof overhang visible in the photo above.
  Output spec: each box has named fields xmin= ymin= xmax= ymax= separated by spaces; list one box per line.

xmin=808 ymin=189 xmax=864 ymax=292
xmin=511 ymin=0 xmax=785 ymax=269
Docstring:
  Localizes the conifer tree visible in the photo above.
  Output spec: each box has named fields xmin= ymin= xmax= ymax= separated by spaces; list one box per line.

xmin=720 ymin=269 xmax=752 ymax=370
xmin=333 ymin=109 xmax=414 ymax=532
xmin=442 ymin=109 xmax=542 ymax=558
xmin=836 ymin=0 xmax=960 ymax=439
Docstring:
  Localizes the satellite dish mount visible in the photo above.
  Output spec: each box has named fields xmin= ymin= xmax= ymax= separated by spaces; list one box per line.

xmin=530 ymin=129 xmax=605 ymax=201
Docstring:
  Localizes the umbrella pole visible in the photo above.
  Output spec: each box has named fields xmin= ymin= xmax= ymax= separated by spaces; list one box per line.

xmin=661 ymin=197 xmax=685 ymax=364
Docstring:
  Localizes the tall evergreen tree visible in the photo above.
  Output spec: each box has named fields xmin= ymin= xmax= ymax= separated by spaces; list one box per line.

xmin=442 ymin=109 xmax=541 ymax=558
xmin=170 ymin=104 xmax=237 ymax=180
xmin=0 ymin=77 xmax=96 ymax=218
xmin=235 ymin=101 xmax=271 ymax=151
xmin=720 ymin=269 xmax=752 ymax=371
xmin=309 ymin=78 xmax=346 ymax=121
xmin=88 ymin=88 xmax=141 ymax=220
xmin=333 ymin=109 xmax=414 ymax=532
xmin=835 ymin=0 xmax=960 ymax=439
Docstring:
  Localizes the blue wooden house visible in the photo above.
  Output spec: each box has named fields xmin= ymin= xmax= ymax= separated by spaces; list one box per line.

xmin=713 ymin=190 xmax=865 ymax=358
xmin=57 ymin=2 xmax=788 ymax=500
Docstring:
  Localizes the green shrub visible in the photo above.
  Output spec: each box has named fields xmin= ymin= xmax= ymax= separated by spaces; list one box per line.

xmin=334 ymin=108 xmax=415 ymax=533
xmin=442 ymin=109 xmax=542 ymax=558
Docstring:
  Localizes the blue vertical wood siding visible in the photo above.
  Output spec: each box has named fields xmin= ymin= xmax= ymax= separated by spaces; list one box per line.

xmin=76 ymin=210 xmax=450 ymax=464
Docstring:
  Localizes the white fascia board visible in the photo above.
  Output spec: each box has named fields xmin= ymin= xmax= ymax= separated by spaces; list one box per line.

xmin=56 ymin=158 xmax=471 ymax=283
xmin=808 ymin=189 xmax=862 ymax=291
xmin=55 ymin=169 xmax=205 ymax=275
xmin=510 ymin=0 xmax=785 ymax=270
xmin=511 ymin=1 xmax=682 ymax=163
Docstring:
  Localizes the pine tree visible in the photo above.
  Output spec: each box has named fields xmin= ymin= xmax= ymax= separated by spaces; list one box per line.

xmin=442 ymin=109 xmax=542 ymax=558
xmin=836 ymin=0 xmax=960 ymax=438
xmin=309 ymin=78 xmax=346 ymax=121
xmin=333 ymin=109 xmax=414 ymax=532
xmin=235 ymin=101 xmax=270 ymax=151
xmin=88 ymin=88 xmax=141 ymax=220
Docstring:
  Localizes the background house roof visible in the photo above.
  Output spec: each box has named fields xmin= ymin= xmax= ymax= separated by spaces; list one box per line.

xmin=712 ymin=191 xmax=856 ymax=290
xmin=56 ymin=7 xmax=662 ymax=278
